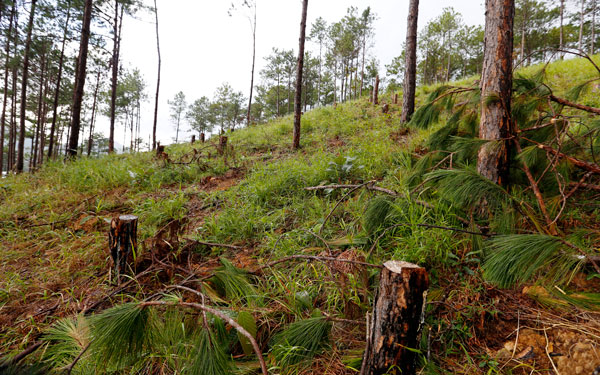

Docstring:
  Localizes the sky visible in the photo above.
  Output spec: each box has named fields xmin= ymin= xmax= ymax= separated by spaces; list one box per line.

xmin=102 ymin=0 xmax=486 ymax=147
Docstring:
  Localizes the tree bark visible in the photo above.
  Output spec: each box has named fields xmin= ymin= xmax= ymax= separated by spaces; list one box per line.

xmin=477 ymin=0 xmax=515 ymax=186
xmin=67 ymin=0 xmax=93 ymax=158
xmin=31 ymin=51 xmax=47 ymax=171
xmin=48 ymin=0 xmax=71 ymax=160
xmin=8 ymin=65 xmax=17 ymax=171
xmin=108 ymin=215 xmax=138 ymax=281
xmin=152 ymin=0 xmax=161 ymax=150
xmin=401 ymin=0 xmax=419 ymax=123
xmin=16 ymin=0 xmax=38 ymax=173
xmin=292 ymin=0 xmax=308 ymax=150
xmin=87 ymin=71 xmax=101 ymax=156
xmin=246 ymin=2 xmax=256 ymax=126
xmin=580 ymin=0 xmax=585 ymax=51
xmin=109 ymin=1 xmax=123 ymax=153
xmin=0 ymin=0 xmax=15 ymax=173
xmin=360 ymin=261 xmax=429 ymax=375
xmin=373 ymin=75 xmax=380 ymax=105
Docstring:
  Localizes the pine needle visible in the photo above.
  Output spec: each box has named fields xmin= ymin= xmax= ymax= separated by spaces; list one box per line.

xmin=271 ymin=316 xmax=331 ymax=369
xmin=188 ymin=330 xmax=233 ymax=375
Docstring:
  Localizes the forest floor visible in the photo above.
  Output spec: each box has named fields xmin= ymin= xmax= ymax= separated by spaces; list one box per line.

xmin=1 ymin=56 xmax=600 ymax=374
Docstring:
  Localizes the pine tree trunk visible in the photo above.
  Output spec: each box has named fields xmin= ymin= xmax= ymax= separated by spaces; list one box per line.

xmin=31 ymin=52 xmax=46 ymax=171
xmin=580 ymin=0 xmax=585 ymax=50
xmin=292 ymin=0 xmax=308 ymax=150
xmin=152 ymin=0 xmax=161 ymax=150
xmin=246 ymin=4 xmax=256 ymax=126
xmin=8 ymin=66 xmax=17 ymax=171
xmin=0 ymin=1 xmax=15 ymax=173
xmin=560 ymin=0 xmax=565 ymax=53
xmin=478 ymin=0 xmax=515 ymax=185
xmin=87 ymin=71 xmax=100 ymax=156
xmin=373 ymin=75 xmax=379 ymax=105
xmin=592 ymin=0 xmax=596 ymax=54
xmin=67 ymin=0 xmax=93 ymax=158
xmin=360 ymin=261 xmax=429 ymax=375
xmin=16 ymin=0 xmax=37 ymax=173
xmin=47 ymin=0 xmax=71 ymax=160
xmin=402 ymin=0 xmax=419 ymax=123
xmin=109 ymin=1 xmax=123 ymax=153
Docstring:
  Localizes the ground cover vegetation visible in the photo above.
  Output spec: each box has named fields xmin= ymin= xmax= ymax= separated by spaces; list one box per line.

xmin=1 ymin=0 xmax=600 ymax=374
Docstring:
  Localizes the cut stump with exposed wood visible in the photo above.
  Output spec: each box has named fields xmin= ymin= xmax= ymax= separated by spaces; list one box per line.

xmin=360 ymin=261 xmax=429 ymax=375
xmin=108 ymin=215 xmax=138 ymax=281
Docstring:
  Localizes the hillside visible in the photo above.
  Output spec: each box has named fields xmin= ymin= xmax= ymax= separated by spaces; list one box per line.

xmin=1 ymin=56 xmax=600 ymax=374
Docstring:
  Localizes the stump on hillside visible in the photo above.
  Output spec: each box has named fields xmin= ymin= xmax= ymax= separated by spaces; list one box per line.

xmin=360 ymin=261 xmax=429 ymax=375
xmin=218 ymin=136 xmax=228 ymax=155
xmin=191 ymin=135 xmax=196 ymax=144
xmin=394 ymin=94 xmax=398 ymax=105
xmin=200 ymin=132 xmax=205 ymax=143
xmin=108 ymin=215 xmax=138 ymax=282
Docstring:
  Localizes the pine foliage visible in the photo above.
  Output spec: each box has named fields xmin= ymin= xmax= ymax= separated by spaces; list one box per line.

xmin=271 ymin=315 xmax=332 ymax=369
xmin=482 ymin=234 xmax=581 ymax=288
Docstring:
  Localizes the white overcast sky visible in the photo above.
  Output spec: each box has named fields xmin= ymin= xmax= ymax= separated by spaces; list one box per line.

xmin=100 ymin=0 xmax=485 ymax=146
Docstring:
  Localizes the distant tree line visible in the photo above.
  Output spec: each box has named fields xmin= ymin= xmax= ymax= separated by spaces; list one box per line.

xmin=387 ymin=0 xmax=600 ymax=88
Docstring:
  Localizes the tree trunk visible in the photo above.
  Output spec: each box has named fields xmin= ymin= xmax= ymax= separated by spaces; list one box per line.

xmin=16 ymin=0 xmax=38 ymax=173
xmin=401 ymin=0 xmax=419 ymax=123
xmin=67 ymin=0 xmax=93 ymax=158
xmin=109 ymin=215 xmax=138 ymax=282
xmin=373 ymin=75 xmax=380 ymax=105
xmin=8 ymin=65 xmax=17 ymax=171
xmin=246 ymin=4 xmax=256 ymax=126
xmin=0 ymin=0 xmax=15 ymax=173
xmin=292 ymin=0 xmax=308 ymax=150
xmin=360 ymin=261 xmax=429 ymax=375
xmin=560 ymin=0 xmax=565 ymax=55
xmin=31 ymin=52 xmax=46 ymax=171
xmin=580 ymin=0 xmax=585 ymax=51
xmin=47 ymin=0 xmax=71 ymax=160
xmin=152 ymin=0 xmax=161 ymax=150
xmin=109 ymin=0 xmax=123 ymax=153
xmin=478 ymin=0 xmax=515 ymax=186
xmin=87 ymin=71 xmax=101 ymax=156
xmin=592 ymin=0 xmax=596 ymax=54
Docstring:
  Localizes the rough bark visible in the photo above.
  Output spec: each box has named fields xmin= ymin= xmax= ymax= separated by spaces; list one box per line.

xmin=0 ymin=1 xmax=15 ymax=173
xmin=401 ymin=0 xmax=419 ymax=123
xmin=579 ymin=0 xmax=585 ymax=51
xmin=16 ymin=0 xmax=37 ymax=173
xmin=48 ymin=0 xmax=71 ymax=160
xmin=477 ymin=0 xmax=515 ymax=186
xmin=108 ymin=214 xmax=138 ymax=281
xmin=292 ymin=0 xmax=308 ymax=150
xmin=360 ymin=261 xmax=429 ymax=375
xmin=67 ymin=0 xmax=93 ymax=158
xmin=152 ymin=0 xmax=161 ymax=150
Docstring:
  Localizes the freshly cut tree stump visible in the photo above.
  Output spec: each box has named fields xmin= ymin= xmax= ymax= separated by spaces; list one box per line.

xmin=360 ymin=261 xmax=429 ymax=375
xmin=108 ymin=215 xmax=138 ymax=281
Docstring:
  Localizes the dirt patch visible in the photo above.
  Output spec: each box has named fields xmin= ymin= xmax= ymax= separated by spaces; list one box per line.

xmin=328 ymin=135 xmax=346 ymax=149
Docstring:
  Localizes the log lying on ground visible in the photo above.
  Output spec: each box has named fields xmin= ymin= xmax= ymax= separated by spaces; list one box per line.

xmin=108 ymin=214 xmax=138 ymax=281
xmin=360 ymin=261 xmax=429 ymax=375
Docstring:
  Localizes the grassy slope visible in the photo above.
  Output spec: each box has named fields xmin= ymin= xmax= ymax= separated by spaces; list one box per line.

xmin=1 ymin=56 xmax=600 ymax=373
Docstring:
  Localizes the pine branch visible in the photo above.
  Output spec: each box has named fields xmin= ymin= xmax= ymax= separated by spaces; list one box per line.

xmin=252 ymin=254 xmax=383 ymax=273
xmin=139 ymin=300 xmax=268 ymax=375
xmin=550 ymin=94 xmax=600 ymax=115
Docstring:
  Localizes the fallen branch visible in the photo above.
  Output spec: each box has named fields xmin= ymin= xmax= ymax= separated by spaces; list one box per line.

xmin=550 ymin=94 xmax=600 ymax=116
xmin=305 ymin=182 xmax=433 ymax=209
xmin=65 ymin=342 xmax=91 ymax=375
xmin=569 ymin=182 xmax=600 ymax=191
xmin=522 ymin=137 xmax=600 ymax=175
xmin=140 ymin=300 xmax=268 ymax=375
xmin=252 ymin=254 xmax=383 ymax=274
xmin=183 ymin=238 xmax=242 ymax=250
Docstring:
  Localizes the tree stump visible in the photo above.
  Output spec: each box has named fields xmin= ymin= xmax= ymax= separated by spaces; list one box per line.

xmin=360 ymin=261 xmax=429 ymax=375
xmin=191 ymin=135 xmax=196 ymax=144
xmin=218 ymin=136 xmax=228 ymax=155
xmin=200 ymin=132 xmax=205 ymax=143
xmin=108 ymin=215 xmax=138 ymax=281
xmin=394 ymin=94 xmax=398 ymax=105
